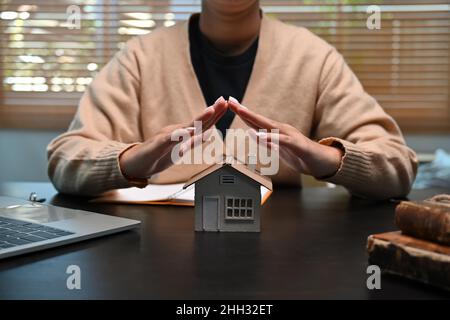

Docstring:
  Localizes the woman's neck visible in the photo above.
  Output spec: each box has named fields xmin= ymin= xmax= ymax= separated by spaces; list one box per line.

xmin=199 ymin=3 xmax=261 ymax=56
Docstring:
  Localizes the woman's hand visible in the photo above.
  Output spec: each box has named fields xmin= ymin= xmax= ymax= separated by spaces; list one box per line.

xmin=120 ymin=96 xmax=228 ymax=179
xmin=228 ymin=97 xmax=343 ymax=178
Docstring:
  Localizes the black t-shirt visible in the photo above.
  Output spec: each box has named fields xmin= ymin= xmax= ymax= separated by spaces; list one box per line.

xmin=189 ymin=15 xmax=258 ymax=138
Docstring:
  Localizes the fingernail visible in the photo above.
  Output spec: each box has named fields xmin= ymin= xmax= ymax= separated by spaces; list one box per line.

xmin=215 ymin=96 xmax=225 ymax=104
xmin=228 ymin=96 xmax=248 ymax=110
xmin=228 ymin=96 xmax=239 ymax=104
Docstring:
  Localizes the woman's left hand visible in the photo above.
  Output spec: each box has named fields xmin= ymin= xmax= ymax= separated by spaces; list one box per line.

xmin=228 ymin=97 xmax=344 ymax=178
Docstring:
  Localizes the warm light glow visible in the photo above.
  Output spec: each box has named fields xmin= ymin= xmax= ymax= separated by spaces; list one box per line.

xmin=9 ymin=41 xmax=24 ymax=48
xmin=32 ymin=77 xmax=46 ymax=84
xmin=117 ymin=27 xmax=149 ymax=35
xmin=11 ymin=83 xmax=48 ymax=92
xmin=5 ymin=76 xmax=46 ymax=85
xmin=164 ymin=20 xmax=176 ymax=27
xmin=11 ymin=84 xmax=32 ymax=91
xmin=124 ymin=12 xmax=152 ymax=20
xmin=76 ymin=77 xmax=92 ymax=85
xmin=18 ymin=55 xmax=45 ymax=64
xmin=57 ymin=56 xmax=75 ymax=64
xmin=87 ymin=63 xmax=98 ymax=71
xmin=164 ymin=13 xmax=175 ymax=20
xmin=30 ymin=28 xmax=50 ymax=34
xmin=14 ymin=19 xmax=24 ymax=27
xmin=29 ymin=20 xmax=59 ymax=27
xmin=63 ymin=78 xmax=74 ymax=85
xmin=64 ymin=85 xmax=75 ymax=92
xmin=51 ymin=77 xmax=63 ymax=85
xmin=51 ymin=84 xmax=62 ymax=92
xmin=120 ymin=20 xmax=155 ymax=28
xmin=0 ymin=11 xmax=18 ymax=20
xmin=11 ymin=34 xmax=23 ymax=41
xmin=32 ymin=84 xmax=48 ymax=91
xmin=18 ymin=12 xmax=30 ymax=20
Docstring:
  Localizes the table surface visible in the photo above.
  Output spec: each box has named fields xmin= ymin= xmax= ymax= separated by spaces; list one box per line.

xmin=0 ymin=181 xmax=449 ymax=299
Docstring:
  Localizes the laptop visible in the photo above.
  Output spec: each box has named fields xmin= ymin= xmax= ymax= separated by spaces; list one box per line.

xmin=0 ymin=195 xmax=140 ymax=259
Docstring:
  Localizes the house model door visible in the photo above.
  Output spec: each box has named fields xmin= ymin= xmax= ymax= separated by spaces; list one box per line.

xmin=202 ymin=196 xmax=219 ymax=231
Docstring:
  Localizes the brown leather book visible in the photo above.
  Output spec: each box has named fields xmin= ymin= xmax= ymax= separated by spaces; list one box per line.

xmin=395 ymin=194 xmax=450 ymax=245
xmin=367 ymin=231 xmax=450 ymax=290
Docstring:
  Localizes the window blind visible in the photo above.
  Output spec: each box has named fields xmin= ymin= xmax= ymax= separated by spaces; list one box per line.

xmin=1 ymin=0 xmax=449 ymax=131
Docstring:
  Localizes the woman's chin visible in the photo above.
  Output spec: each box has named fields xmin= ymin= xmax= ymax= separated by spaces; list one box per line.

xmin=205 ymin=0 xmax=259 ymax=15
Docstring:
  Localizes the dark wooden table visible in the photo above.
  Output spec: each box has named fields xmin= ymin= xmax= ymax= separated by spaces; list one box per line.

xmin=0 ymin=181 xmax=449 ymax=299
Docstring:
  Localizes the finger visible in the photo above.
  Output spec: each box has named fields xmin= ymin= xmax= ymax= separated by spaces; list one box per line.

xmin=247 ymin=131 xmax=307 ymax=173
xmin=211 ymin=100 xmax=228 ymax=124
xmin=248 ymin=129 xmax=279 ymax=146
xmin=171 ymin=127 xmax=195 ymax=140
xmin=187 ymin=96 xmax=226 ymax=131
xmin=263 ymin=132 xmax=307 ymax=156
xmin=247 ymin=129 xmax=309 ymax=173
xmin=202 ymin=127 xmax=214 ymax=141
xmin=154 ymin=127 xmax=198 ymax=167
xmin=248 ymin=128 xmax=258 ymax=141
xmin=203 ymin=97 xmax=228 ymax=130
xmin=277 ymin=145 xmax=310 ymax=174
xmin=239 ymin=114 xmax=261 ymax=131
xmin=155 ymin=127 xmax=195 ymax=156
xmin=151 ymin=146 xmax=179 ymax=172
xmin=247 ymin=128 xmax=271 ymax=144
xmin=228 ymin=98 xmax=260 ymax=129
xmin=226 ymin=97 xmax=272 ymax=131
xmin=180 ymin=125 xmax=218 ymax=157
xmin=266 ymin=141 xmax=301 ymax=169
xmin=228 ymin=96 xmax=278 ymax=131
xmin=179 ymin=131 xmax=205 ymax=156
xmin=187 ymin=103 xmax=216 ymax=128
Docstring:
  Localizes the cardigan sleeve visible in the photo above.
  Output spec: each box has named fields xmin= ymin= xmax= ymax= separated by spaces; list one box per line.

xmin=47 ymin=41 xmax=142 ymax=196
xmin=313 ymin=49 xmax=418 ymax=200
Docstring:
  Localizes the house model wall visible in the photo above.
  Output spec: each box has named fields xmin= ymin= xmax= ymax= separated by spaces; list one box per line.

xmin=184 ymin=162 xmax=272 ymax=232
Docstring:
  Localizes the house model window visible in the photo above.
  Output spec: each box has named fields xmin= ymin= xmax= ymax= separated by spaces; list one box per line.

xmin=225 ymin=197 xmax=253 ymax=220
xmin=183 ymin=160 xmax=273 ymax=232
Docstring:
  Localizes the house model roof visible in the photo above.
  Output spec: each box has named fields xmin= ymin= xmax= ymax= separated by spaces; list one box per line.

xmin=183 ymin=160 xmax=273 ymax=191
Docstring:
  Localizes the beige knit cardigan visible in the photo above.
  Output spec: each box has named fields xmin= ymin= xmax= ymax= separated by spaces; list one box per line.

xmin=47 ymin=13 xmax=417 ymax=200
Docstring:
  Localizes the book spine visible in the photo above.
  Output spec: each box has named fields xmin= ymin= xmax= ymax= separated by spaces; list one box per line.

xmin=395 ymin=202 xmax=450 ymax=245
xmin=367 ymin=236 xmax=450 ymax=291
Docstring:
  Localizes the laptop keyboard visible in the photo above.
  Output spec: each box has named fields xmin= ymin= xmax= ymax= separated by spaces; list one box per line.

xmin=0 ymin=216 xmax=74 ymax=250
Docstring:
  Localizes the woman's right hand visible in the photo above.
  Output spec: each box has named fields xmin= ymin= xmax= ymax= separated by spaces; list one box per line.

xmin=119 ymin=96 xmax=228 ymax=180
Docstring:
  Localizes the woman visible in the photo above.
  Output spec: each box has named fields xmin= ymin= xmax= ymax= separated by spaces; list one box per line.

xmin=47 ymin=0 xmax=417 ymax=200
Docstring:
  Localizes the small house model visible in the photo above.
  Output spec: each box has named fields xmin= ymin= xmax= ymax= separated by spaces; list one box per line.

xmin=183 ymin=161 xmax=273 ymax=232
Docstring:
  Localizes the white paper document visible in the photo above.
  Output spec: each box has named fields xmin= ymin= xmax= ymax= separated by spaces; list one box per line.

xmin=93 ymin=183 xmax=272 ymax=206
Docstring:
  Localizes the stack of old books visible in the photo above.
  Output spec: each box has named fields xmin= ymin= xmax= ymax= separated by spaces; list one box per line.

xmin=367 ymin=194 xmax=450 ymax=290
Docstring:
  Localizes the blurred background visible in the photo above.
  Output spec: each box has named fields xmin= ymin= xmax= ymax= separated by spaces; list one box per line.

xmin=0 ymin=0 xmax=449 ymax=187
